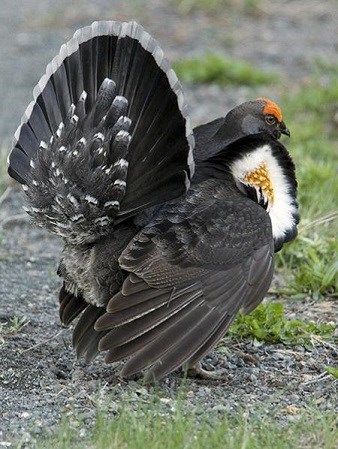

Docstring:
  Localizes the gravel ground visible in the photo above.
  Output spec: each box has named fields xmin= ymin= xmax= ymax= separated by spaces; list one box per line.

xmin=0 ymin=1 xmax=337 ymax=446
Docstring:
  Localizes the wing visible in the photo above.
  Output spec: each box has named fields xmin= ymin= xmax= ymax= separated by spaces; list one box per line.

xmin=95 ymin=191 xmax=275 ymax=381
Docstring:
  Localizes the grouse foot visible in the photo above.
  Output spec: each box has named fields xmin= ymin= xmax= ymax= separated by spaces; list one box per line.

xmin=185 ymin=362 xmax=229 ymax=381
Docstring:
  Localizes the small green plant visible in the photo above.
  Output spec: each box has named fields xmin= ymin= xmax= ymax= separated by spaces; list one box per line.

xmin=325 ymin=366 xmax=338 ymax=379
xmin=8 ymin=315 xmax=29 ymax=332
xmin=228 ymin=302 xmax=335 ymax=345
xmin=0 ymin=316 xmax=29 ymax=346
xmin=173 ymin=53 xmax=276 ymax=86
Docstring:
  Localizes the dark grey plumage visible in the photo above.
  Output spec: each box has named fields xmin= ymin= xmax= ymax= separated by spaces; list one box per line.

xmin=8 ymin=21 xmax=299 ymax=382
xmin=95 ymin=177 xmax=275 ymax=381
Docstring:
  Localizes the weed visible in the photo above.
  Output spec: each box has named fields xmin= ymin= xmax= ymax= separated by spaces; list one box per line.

xmin=227 ymin=302 xmax=335 ymax=346
xmin=0 ymin=316 xmax=29 ymax=347
xmin=325 ymin=366 xmax=338 ymax=379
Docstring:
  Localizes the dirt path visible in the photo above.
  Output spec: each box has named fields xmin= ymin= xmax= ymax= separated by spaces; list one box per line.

xmin=0 ymin=1 xmax=337 ymax=445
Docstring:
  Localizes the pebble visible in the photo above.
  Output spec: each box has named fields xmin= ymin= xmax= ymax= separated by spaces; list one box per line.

xmin=211 ymin=404 xmax=229 ymax=412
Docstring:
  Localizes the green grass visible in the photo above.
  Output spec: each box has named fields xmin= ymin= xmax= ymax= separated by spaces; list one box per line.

xmin=31 ymin=402 xmax=337 ymax=449
xmin=227 ymin=302 xmax=335 ymax=345
xmin=275 ymin=69 xmax=338 ymax=298
xmin=173 ymin=0 xmax=226 ymax=13
xmin=278 ymin=236 xmax=337 ymax=299
xmin=173 ymin=53 xmax=277 ymax=86
xmin=172 ymin=0 xmax=261 ymax=14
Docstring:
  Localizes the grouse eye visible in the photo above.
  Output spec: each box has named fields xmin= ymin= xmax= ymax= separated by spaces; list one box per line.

xmin=265 ymin=115 xmax=276 ymax=125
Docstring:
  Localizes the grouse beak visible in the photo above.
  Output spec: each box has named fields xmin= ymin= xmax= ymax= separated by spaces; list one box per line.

xmin=280 ymin=121 xmax=290 ymax=137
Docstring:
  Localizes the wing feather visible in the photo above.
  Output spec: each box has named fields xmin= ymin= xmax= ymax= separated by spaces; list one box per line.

xmin=95 ymin=240 xmax=274 ymax=380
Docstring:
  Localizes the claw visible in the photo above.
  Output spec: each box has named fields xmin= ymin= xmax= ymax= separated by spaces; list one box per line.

xmin=185 ymin=362 xmax=229 ymax=381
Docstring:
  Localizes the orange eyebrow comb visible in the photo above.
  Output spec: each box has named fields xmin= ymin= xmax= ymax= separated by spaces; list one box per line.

xmin=257 ymin=97 xmax=283 ymax=122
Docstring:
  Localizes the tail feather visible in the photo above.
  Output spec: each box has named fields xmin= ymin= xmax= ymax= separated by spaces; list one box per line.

xmin=59 ymin=286 xmax=87 ymax=326
xmin=23 ymin=102 xmax=52 ymax=148
xmin=35 ymin=77 xmax=64 ymax=132
xmin=8 ymin=21 xmax=194 ymax=244
xmin=62 ymin=39 xmax=85 ymax=104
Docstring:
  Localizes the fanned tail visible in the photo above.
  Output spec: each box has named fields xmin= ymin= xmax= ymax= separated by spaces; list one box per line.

xmin=8 ymin=21 xmax=194 ymax=244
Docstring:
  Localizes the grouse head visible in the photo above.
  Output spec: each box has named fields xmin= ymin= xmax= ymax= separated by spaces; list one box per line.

xmin=214 ymin=97 xmax=289 ymax=143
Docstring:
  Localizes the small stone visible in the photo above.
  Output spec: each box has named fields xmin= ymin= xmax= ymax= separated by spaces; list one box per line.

xmin=212 ymin=404 xmax=228 ymax=412
xmin=160 ymin=398 xmax=172 ymax=405
xmin=135 ymin=387 xmax=148 ymax=396
xmin=285 ymin=405 xmax=300 ymax=415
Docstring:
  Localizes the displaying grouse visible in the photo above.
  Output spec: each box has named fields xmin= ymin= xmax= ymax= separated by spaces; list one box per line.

xmin=8 ymin=21 xmax=299 ymax=382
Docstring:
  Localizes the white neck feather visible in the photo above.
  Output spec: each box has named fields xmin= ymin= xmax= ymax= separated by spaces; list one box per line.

xmin=230 ymin=144 xmax=297 ymax=242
